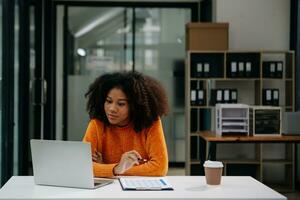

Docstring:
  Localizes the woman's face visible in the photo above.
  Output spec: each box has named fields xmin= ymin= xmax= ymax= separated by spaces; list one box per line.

xmin=104 ymin=87 xmax=130 ymax=126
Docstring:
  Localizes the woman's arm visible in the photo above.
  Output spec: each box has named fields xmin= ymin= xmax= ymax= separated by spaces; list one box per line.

xmin=82 ymin=120 xmax=117 ymax=177
xmin=122 ymin=119 xmax=169 ymax=176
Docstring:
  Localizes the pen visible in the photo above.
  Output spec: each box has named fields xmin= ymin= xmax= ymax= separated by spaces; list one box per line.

xmin=159 ymin=179 xmax=167 ymax=185
xmin=138 ymin=158 xmax=147 ymax=164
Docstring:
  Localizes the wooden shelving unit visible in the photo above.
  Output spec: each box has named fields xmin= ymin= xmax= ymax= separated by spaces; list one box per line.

xmin=185 ymin=50 xmax=295 ymax=191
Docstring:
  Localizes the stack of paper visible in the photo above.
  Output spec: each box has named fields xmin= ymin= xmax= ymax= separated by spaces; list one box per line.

xmin=119 ymin=177 xmax=173 ymax=191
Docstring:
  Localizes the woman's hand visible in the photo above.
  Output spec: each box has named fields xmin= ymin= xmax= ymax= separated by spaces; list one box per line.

xmin=92 ymin=151 xmax=103 ymax=164
xmin=113 ymin=150 xmax=142 ymax=175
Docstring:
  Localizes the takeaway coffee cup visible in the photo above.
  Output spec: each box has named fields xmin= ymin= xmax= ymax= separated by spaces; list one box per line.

xmin=203 ymin=160 xmax=223 ymax=185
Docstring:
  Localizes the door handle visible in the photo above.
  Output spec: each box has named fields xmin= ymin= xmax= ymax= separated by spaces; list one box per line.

xmin=30 ymin=79 xmax=38 ymax=105
xmin=42 ymin=79 xmax=47 ymax=104
xmin=29 ymin=78 xmax=47 ymax=105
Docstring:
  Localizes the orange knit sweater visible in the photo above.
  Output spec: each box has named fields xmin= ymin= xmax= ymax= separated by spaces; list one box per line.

xmin=82 ymin=118 xmax=168 ymax=177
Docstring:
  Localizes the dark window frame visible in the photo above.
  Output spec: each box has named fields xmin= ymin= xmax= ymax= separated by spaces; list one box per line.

xmin=290 ymin=0 xmax=300 ymax=188
xmin=1 ymin=0 xmax=15 ymax=186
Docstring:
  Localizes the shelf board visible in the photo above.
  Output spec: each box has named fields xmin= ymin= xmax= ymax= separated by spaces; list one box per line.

xmin=261 ymin=78 xmax=293 ymax=81
xmin=221 ymin=160 xmax=260 ymax=164
xmin=190 ymin=133 xmax=200 ymax=136
xmin=262 ymin=78 xmax=284 ymax=80
xmin=190 ymin=78 xmax=224 ymax=81
xmin=190 ymin=106 xmax=212 ymax=109
xmin=190 ymin=78 xmax=261 ymax=81
xmin=198 ymin=131 xmax=300 ymax=142
xmin=223 ymin=78 xmax=260 ymax=81
xmin=262 ymin=159 xmax=293 ymax=164
xmin=261 ymin=50 xmax=294 ymax=54
xmin=190 ymin=160 xmax=201 ymax=164
xmin=262 ymin=183 xmax=294 ymax=192
xmin=221 ymin=117 xmax=248 ymax=120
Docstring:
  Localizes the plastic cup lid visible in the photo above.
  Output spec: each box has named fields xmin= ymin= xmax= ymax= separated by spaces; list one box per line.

xmin=203 ymin=160 xmax=223 ymax=168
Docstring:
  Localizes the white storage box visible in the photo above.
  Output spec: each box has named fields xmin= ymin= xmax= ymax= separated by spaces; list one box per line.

xmin=215 ymin=104 xmax=249 ymax=136
xmin=249 ymin=106 xmax=281 ymax=136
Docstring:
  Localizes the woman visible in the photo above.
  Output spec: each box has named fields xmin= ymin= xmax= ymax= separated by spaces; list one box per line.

xmin=83 ymin=71 xmax=169 ymax=177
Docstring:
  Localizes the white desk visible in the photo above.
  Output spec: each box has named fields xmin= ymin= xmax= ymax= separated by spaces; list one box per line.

xmin=0 ymin=176 xmax=286 ymax=200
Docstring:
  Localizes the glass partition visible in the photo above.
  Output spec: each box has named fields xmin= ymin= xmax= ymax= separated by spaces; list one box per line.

xmin=66 ymin=7 xmax=133 ymax=141
xmin=59 ymin=5 xmax=191 ymax=162
xmin=134 ymin=8 xmax=190 ymax=161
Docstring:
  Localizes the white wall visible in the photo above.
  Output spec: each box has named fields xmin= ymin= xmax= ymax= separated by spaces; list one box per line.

xmin=213 ymin=0 xmax=290 ymax=50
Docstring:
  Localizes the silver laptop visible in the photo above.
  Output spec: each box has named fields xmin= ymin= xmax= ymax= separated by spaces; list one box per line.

xmin=30 ymin=139 xmax=113 ymax=189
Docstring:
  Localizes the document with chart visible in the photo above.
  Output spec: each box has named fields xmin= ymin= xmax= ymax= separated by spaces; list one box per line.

xmin=119 ymin=177 xmax=174 ymax=191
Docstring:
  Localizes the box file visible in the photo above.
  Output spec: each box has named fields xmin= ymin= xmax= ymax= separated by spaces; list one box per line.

xmin=270 ymin=63 xmax=276 ymax=77
xmin=226 ymin=52 xmax=260 ymax=78
xmin=263 ymin=62 xmax=271 ymax=77
xmin=238 ymin=62 xmax=244 ymax=77
xmin=263 ymin=89 xmax=279 ymax=106
xmin=196 ymin=63 xmax=203 ymax=77
xmin=210 ymin=89 xmax=221 ymax=105
xmin=230 ymin=62 xmax=237 ymax=77
xmin=190 ymin=63 xmax=197 ymax=78
xmin=190 ymin=81 xmax=197 ymax=106
xmin=272 ymin=89 xmax=279 ymax=106
xmin=191 ymin=52 xmax=224 ymax=78
xmin=245 ymin=62 xmax=252 ymax=77
xmin=197 ymin=89 xmax=206 ymax=106
xmin=223 ymin=89 xmax=230 ymax=103
xmin=262 ymin=89 xmax=272 ymax=105
xmin=190 ymin=90 xmax=197 ymax=105
xmin=210 ymin=89 xmax=238 ymax=105
xmin=276 ymin=62 xmax=283 ymax=78
xmin=263 ymin=61 xmax=283 ymax=78
xmin=203 ymin=63 xmax=210 ymax=77
xmin=230 ymin=89 xmax=238 ymax=103
xmin=216 ymin=90 xmax=222 ymax=103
